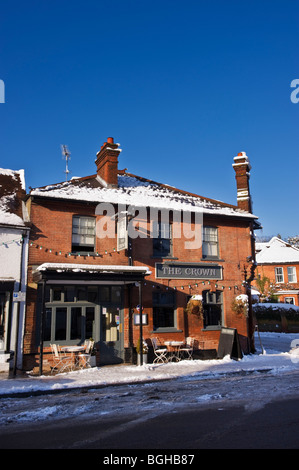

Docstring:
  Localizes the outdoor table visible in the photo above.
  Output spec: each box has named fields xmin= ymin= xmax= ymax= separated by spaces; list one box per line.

xmin=61 ymin=346 xmax=85 ymax=369
xmin=164 ymin=341 xmax=184 ymax=362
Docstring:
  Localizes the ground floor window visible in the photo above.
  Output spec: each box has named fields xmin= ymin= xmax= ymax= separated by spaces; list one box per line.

xmin=153 ymin=291 xmax=176 ymax=330
xmin=44 ymin=305 xmax=95 ymax=343
xmin=284 ymin=297 xmax=295 ymax=305
xmin=40 ymin=284 xmax=122 ymax=344
xmin=202 ymin=290 xmax=223 ymax=328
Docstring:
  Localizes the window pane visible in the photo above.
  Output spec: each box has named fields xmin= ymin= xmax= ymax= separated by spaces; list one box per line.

xmin=53 ymin=288 xmax=63 ymax=302
xmin=203 ymin=227 xmax=218 ymax=242
xmin=153 ymin=221 xmax=172 ymax=257
xmin=44 ymin=308 xmax=52 ymax=341
xmin=77 ymin=287 xmax=86 ymax=301
xmin=86 ymin=307 xmax=95 ymax=339
xmin=102 ymin=308 xmax=119 ymax=342
xmin=203 ymin=290 xmax=222 ymax=327
xmin=87 ymin=286 xmax=98 ymax=303
xmin=99 ymin=286 xmax=110 ymax=302
xmin=153 ymin=307 xmax=174 ymax=329
xmin=275 ymin=267 xmax=284 ymax=283
xmin=287 ymin=267 xmax=296 ymax=283
xmin=71 ymin=307 xmax=82 ymax=340
xmin=202 ymin=227 xmax=218 ymax=258
xmin=111 ymin=286 xmax=121 ymax=303
xmin=55 ymin=308 xmax=67 ymax=341
xmin=152 ymin=292 xmax=175 ymax=329
xmin=72 ymin=216 xmax=95 ymax=252
xmin=65 ymin=286 xmax=75 ymax=302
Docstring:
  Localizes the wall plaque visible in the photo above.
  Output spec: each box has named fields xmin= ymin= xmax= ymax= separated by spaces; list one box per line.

xmin=155 ymin=263 xmax=223 ymax=280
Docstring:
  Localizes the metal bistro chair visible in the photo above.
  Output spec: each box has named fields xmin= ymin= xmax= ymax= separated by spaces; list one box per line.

xmin=179 ymin=337 xmax=194 ymax=360
xmin=151 ymin=337 xmax=168 ymax=363
xmin=50 ymin=344 xmax=73 ymax=374
xmin=79 ymin=339 xmax=95 ymax=368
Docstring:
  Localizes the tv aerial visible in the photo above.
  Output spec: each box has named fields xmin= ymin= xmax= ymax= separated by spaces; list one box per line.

xmin=61 ymin=145 xmax=71 ymax=181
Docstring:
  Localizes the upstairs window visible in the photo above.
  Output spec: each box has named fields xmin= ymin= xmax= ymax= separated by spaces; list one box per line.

xmin=72 ymin=216 xmax=96 ymax=253
xmin=287 ymin=266 xmax=297 ymax=283
xmin=275 ymin=267 xmax=284 ymax=283
xmin=202 ymin=226 xmax=218 ymax=259
xmin=153 ymin=221 xmax=172 ymax=258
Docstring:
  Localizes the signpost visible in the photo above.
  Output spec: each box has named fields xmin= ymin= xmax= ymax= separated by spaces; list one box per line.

xmin=217 ymin=327 xmax=243 ymax=360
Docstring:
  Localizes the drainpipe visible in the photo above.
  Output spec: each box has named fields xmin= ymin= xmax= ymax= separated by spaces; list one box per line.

xmin=245 ymin=222 xmax=257 ymax=353
xmin=12 ymin=230 xmax=27 ymax=376
xmin=39 ymin=279 xmax=46 ymax=376
xmin=139 ymin=281 xmax=143 ymax=366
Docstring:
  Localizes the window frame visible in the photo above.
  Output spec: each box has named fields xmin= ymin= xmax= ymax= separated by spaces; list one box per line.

xmin=72 ymin=215 xmax=96 ymax=254
xmin=40 ymin=285 xmax=122 ymax=345
xmin=152 ymin=291 xmax=177 ymax=331
xmin=275 ymin=267 xmax=284 ymax=283
xmin=284 ymin=297 xmax=295 ymax=305
xmin=202 ymin=226 xmax=219 ymax=260
xmin=202 ymin=290 xmax=223 ymax=329
xmin=287 ymin=266 xmax=297 ymax=283
xmin=152 ymin=221 xmax=173 ymax=258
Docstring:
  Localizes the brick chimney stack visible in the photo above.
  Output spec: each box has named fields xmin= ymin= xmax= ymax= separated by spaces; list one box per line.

xmin=95 ymin=137 xmax=122 ymax=187
xmin=232 ymin=151 xmax=252 ymax=213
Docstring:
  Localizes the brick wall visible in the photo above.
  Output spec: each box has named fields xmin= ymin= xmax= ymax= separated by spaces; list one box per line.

xmin=23 ymin=196 xmax=254 ymax=369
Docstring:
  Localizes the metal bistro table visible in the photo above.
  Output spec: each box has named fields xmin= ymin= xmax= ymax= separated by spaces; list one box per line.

xmin=61 ymin=345 xmax=85 ymax=370
xmin=164 ymin=341 xmax=184 ymax=362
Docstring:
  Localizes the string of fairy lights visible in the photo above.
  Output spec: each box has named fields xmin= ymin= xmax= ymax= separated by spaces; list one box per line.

xmin=1 ymin=237 xmax=248 ymax=292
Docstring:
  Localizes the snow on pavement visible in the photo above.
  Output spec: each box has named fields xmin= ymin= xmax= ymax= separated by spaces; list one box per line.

xmin=0 ymin=332 xmax=298 ymax=398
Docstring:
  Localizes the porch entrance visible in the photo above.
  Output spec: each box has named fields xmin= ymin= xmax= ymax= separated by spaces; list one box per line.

xmin=41 ymin=284 xmax=124 ymax=365
xmin=100 ymin=306 xmax=123 ymax=364
xmin=33 ymin=263 xmax=151 ymax=373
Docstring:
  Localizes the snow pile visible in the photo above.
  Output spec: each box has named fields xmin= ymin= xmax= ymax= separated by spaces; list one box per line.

xmin=253 ymin=302 xmax=299 ymax=312
xmin=0 ymin=332 xmax=299 ymax=398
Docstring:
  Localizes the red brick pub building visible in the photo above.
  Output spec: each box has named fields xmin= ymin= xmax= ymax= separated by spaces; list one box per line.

xmin=23 ymin=138 xmax=259 ymax=372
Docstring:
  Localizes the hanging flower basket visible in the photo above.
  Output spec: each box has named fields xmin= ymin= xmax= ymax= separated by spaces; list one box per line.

xmin=231 ymin=294 xmax=249 ymax=317
xmin=185 ymin=295 xmax=204 ymax=319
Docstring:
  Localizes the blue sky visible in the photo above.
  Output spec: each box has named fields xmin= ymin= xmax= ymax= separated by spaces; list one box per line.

xmin=0 ymin=0 xmax=298 ymax=239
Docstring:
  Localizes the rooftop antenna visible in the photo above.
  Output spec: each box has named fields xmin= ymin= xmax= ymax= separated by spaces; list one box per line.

xmin=61 ymin=145 xmax=71 ymax=181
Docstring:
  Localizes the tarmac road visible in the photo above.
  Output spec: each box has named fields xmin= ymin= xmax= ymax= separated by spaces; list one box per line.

xmin=0 ymin=367 xmax=299 ymax=450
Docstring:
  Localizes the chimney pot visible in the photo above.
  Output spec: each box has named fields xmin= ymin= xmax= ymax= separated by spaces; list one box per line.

xmin=232 ymin=151 xmax=252 ymax=213
xmin=95 ymin=137 xmax=121 ymax=187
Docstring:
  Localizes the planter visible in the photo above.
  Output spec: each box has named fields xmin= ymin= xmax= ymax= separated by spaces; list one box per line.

xmin=137 ymin=354 xmax=148 ymax=365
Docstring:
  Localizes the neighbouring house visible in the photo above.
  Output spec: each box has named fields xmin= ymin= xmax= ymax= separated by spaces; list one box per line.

xmin=23 ymin=139 xmax=260 ymax=372
xmin=255 ymin=236 xmax=299 ymax=306
xmin=0 ymin=168 xmax=30 ymax=372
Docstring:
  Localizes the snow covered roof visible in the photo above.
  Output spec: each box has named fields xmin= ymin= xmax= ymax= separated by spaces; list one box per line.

xmin=35 ymin=263 xmax=152 ymax=274
xmin=256 ymin=237 xmax=299 ymax=264
xmin=30 ymin=172 xmax=258 ymax=220
xmin=0 ymin=168 xmax=26 ymax=227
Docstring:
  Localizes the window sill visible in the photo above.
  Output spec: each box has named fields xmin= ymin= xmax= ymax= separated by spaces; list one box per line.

xmin=151 ymin=256 xmax=178 ymax=260
xmin=150 ymin=328 xmax=183 ymax=333
xmin=71 ymin=252 xmax=98 ymax=256
xmin=201 ymin=326 xmax=222 ymax=331
xmin=201 ymin=258 xmax=224 ymax=262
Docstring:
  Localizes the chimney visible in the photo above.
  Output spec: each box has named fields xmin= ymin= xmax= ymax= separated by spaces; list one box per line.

xmin=232 ymin=151 xmax=252 ymax=213
xmin=95 ymin=137 xmax=122 ymax=187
